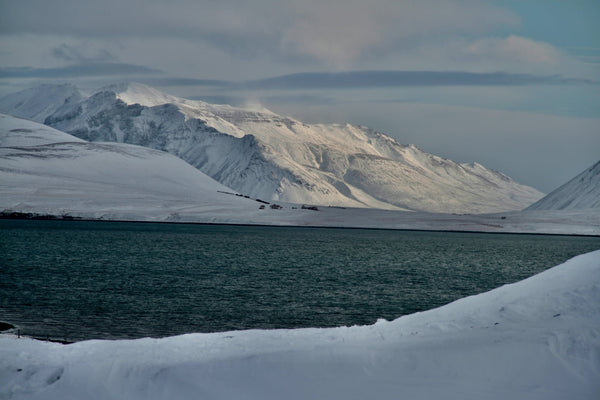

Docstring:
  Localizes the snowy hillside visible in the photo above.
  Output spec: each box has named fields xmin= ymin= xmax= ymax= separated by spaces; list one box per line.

xmin=0 ymin=114 xmax=263 ymax=220
xmin=526 ymin=160 xmax=600 ymax=210
xmin=0 ymin=84 xmax=84 ymax=123
xmin=0 ymin=113 xmax=85 ymax=147
xmin=0 ymin=83 xmax=543 ymax=214
xmin=2 ymin=250 xmax=599 ymax=400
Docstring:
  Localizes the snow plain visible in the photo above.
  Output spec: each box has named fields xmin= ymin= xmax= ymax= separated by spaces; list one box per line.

xmin=1 ymin=250 xmax=599 ymax=400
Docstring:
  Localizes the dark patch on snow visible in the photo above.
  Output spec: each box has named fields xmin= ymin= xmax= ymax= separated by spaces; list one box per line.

xmin=9 ymin=128 xmax=33 ymax=133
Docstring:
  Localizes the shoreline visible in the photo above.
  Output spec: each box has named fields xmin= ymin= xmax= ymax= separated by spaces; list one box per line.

xmin=0 ymin=330 xmax=75 ymax=345
xmin=2 ymin=211 xmax=599 ymax=237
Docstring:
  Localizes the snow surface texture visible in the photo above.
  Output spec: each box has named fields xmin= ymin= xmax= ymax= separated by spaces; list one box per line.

xmin=1 ymin=114 xmax=598 ymax=235
xmin=1 ymin=250 xmax=599 ymax=400
xmin=0 ymin=83 xmax=543 ymax=214
xmin=527 ymin=160 xmax=600 ymax=210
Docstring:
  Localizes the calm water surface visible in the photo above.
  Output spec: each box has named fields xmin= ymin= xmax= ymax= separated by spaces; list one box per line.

xmin=1 ymin=220 xmax=599 ymax=341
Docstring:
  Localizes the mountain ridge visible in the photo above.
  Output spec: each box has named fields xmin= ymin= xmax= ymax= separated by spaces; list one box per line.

xmin=0 ymin=83 xmax=543 ymax=213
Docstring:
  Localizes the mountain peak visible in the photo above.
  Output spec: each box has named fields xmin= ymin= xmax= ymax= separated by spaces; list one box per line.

xmin=95 ymin=82 xmax=182 ymax=108
xmin=526 ymin=160 xmax=600 ymax=210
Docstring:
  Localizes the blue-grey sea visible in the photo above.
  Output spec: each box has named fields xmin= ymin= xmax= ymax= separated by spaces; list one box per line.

xmin=1 ymin=220 xmax=598 ymax=342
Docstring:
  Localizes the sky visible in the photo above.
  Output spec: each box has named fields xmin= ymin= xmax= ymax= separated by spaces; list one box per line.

xmin=0 ymin=0 xmax=599 ymax=192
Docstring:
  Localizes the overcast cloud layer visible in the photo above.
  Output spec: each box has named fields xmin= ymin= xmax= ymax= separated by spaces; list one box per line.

xmin=1 ymin=0 xmax=596 ymax=77
xmin=0 ymin=0 xmax=598 ymax=192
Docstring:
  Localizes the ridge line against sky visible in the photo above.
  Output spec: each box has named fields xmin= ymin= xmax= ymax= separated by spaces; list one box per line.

xmin=0 ymin=0 xmax=598 ymax=193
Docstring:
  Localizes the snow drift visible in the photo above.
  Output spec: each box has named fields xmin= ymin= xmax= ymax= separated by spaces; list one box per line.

xmin=1 ymin=250 xmax=599 ymax=400
xmin=0 ymin=83 xmax=543 ymax=213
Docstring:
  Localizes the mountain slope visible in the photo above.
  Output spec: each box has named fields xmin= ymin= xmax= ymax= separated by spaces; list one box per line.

xmin=0 ymin=83 xmax=544 ymax=213
xmin=526 ymin=160 xmax=600 ymax=210
xmin=0 ymin=83 xmax=84 ymax=123
xmin=0 ymin=113 xmax=86 ymax=146
xmin=0 ymin=114 xmax=260 ymax=220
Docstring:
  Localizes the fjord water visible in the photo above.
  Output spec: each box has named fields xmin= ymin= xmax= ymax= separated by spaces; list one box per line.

xmin=1 ymin=220 xmax=599 ymax=342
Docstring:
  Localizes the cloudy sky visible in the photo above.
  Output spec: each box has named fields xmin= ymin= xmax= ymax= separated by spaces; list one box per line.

xmin=1 ymin=0 xmax=599 ymax=192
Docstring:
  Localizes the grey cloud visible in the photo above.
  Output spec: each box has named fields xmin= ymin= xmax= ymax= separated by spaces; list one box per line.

xmin=140 ymin=71 xmax=597 ymax=91
xmin=0 ymin=0 xmax=518 ymax=66
xmin=280 ymin=0 xmax=518 ymax=66
xmin=5 ymin=65 xmax=589 ymax=89
xmin=51 ymin=44 xmax=115 ymax=63
xmin=0 ymin=63 xmax=161 ymax=79
xmin=242 ymin=71 xmax=596 ymax=90
xmin=188 ymin=95 xmax=248 ymax=107
xmin=0 ymin=1 xmax=286 ymax=41
xmin=142 ymin=78 xmax=233 ymax=88
xmin=183 ymin=91 xmax=336 ymax=109
xmin=260 ymin=93 xmax=337 ymax=106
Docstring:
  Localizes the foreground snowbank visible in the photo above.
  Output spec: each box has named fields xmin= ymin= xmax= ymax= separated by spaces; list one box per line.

xmin=1 ymin=251 xmax=599 ymax=400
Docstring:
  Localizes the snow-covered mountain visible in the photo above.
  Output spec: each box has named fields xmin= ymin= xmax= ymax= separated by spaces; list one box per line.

xmin=526 ymin=160 xmax=600 ymax=210
xmin=1 ymin=114 xmax=598 ymax=235
xmin=0 ymin=83 xmax=544 ymax=213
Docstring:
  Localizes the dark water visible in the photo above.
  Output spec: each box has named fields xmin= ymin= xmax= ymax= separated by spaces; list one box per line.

xmin=1 ymin=220 xmax=599 ymax=342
